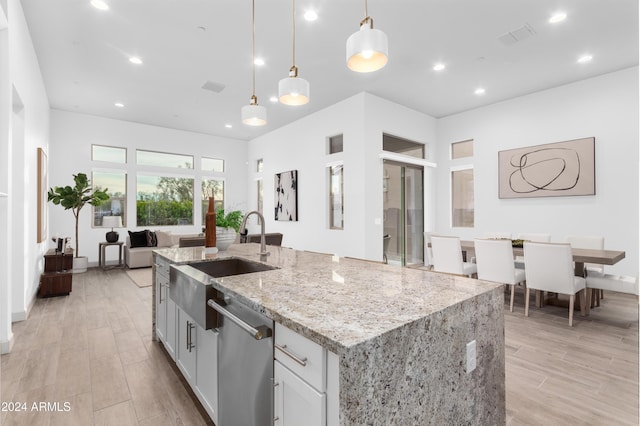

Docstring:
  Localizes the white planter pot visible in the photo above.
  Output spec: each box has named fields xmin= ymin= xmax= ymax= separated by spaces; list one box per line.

xmin=73 ymin=256 xmax=88 ymax=273
xmin=216 ymin=227 xmax=237 ymax=251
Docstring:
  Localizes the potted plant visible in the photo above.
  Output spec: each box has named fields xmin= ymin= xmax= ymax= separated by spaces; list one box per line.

xmin=215 ymin=208 xmax=243 ymax=251
xmin=48 ymin=173 xmax=110 ymax=273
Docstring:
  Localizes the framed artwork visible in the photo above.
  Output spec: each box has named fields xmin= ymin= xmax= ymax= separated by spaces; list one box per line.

xmin=37 ymin=147 xmax=47 ymax=243
xmin=275 ymin=170 xmax=298 ymax=221
xmin=498 ymin=137 xmax=595 ymax=199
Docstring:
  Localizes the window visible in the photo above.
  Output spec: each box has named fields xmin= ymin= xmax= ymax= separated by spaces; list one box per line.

xmin=136 ymin=175 xmax=194 ymax=226
xmin=383 ymin=134 xmax=424 ymax=159
xmin=328 ymin=134 xmax=343 ymax=154
xmin=257 ymin=180 xmax=263 ymax=214
xmin=451 ymin=140 xmax=473 ymax=159
xmin=329 ymin=165 xmax=344 ymax=229
xmin=201 ymin=179 xmax=224 ymax=223
xmin=451 ymin=167 xmax=474 ymax=227
xmin=136 ymin=149 xmax=193 ymax=169
xmin=257 ymin=158 xmax=263 ymax=172
xmin=92 ymin=171 xmax=127 ymax=227
xmin=202 ymin=157 xmax=224 ymax=173
xmin=92 ymin=145 xmax=126 ymax=163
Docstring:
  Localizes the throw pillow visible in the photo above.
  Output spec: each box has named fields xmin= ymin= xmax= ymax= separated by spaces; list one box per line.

xmin=128 ymin=230 xmax=148 ymax=248
xmin=146 ymin=230 xmax=157 ymax=247
xmin=155 ymin=230 xmax=173 ymax=248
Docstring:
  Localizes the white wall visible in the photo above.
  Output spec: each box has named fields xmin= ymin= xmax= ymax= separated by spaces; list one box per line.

xmin=3 ymin=0 xmax=50 ymax=334
xmin=247 ymin=92 xmax=437 ymax=260
xmin=49 ymin=110 xmax=249 ymax=266
xmin=435 ymin=67 xmax=639 ymax=276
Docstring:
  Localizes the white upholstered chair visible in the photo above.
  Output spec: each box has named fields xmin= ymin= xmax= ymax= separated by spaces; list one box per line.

xmin=474 ymin=238 xmax=526 ymax=312
xmin=515 ymin=233 xmax=551 ymax=268
xmin=523 ymin=242 xmax=587 ymax=327
xmin=566 ymin=235 xmax=605 ymax=276
xmin=585 ymin=274 xmax=638 ymax=314
xmin=424 ymin=232 xmax=440 ymax=269
xmin=431 ymin=236 xmax=477 ymax=278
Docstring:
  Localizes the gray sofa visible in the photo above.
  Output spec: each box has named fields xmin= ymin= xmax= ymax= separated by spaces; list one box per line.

xmin=125 ymin=232 xmax=200 ymax=268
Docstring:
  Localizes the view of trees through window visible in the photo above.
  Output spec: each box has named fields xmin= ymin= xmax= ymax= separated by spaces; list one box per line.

xmin=201 ymin=179 xmax=224 ymax=224
xmin=92 ymin=171 xmax=127 ymax=227
xmin=136 ymin=175 xmax=194 ymax=226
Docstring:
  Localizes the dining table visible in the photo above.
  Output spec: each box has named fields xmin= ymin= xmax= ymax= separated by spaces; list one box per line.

xmin=459 ymin=240 xmax=626 ymax=312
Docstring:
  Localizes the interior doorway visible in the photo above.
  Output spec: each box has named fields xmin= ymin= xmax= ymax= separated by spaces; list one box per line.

xmin=383 ymin=160 xmax=424 ymax=266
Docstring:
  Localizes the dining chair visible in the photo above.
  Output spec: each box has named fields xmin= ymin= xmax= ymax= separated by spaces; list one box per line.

xmin=566 ymin=235 xmax=605 ymax=306
xmin=585 ymin=273 xmax=639 ymax=313
xmin=474 ymin=238 xmax=526 ymax=312
xmin=514 ymin=233 xmax=552 ymax=268
xmin=523 ymin=241 xmax=587 ymax=326
xmin=430 ymin=236 xmax=477 ymax=278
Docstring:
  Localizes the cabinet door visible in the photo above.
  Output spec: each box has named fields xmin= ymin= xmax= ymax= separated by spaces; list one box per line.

xmin=196 ymin=327 xmax=219 ymax=425
xmin=176 ymin=308 xmax=197 ymax=385
xmin=155 ymin=275 xmax=167 ymax=342
xmin=164 ymin=293 xmax=177 ymax=361
xmin=274 ymin=361 xmax=325 ymax=426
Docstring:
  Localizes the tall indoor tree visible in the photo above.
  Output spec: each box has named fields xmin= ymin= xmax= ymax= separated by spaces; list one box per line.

xmin=48 ymin=173 xmax=110 ymax=260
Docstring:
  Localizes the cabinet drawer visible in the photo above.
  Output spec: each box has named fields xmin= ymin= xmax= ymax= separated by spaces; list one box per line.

xmin=155 ymin=257 xmax=170 ymax=277
xmin=274 ymin=360 xmax=326 ymax=426
xmin=275 ymin=323 xmax=326 ymax=391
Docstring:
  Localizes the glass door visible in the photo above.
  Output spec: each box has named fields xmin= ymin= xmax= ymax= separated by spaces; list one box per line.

xmin=383 ymin=161 xmax=424 ymax=266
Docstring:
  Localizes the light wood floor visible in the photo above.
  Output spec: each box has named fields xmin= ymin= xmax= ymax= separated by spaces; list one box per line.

xmin=1 ymin=269 xmax=638 ymax=425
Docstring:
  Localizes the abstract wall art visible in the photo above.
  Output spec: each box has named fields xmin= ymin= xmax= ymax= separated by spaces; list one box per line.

xmin=498 ymin=137 xmax=595 ymax=199
xmin=275 ymin=170 xmax=298 ymax=221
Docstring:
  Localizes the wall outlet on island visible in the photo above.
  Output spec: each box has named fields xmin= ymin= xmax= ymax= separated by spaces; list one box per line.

xmin=466 ymin=340 xmax=476 ymax=373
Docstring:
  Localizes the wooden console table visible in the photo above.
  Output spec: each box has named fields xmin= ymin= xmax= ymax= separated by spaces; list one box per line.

xmin=39 ymin=248 xmax=74 ymax=297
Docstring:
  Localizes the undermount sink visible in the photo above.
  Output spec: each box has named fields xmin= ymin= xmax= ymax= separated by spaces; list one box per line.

xmin=190 ymin=258 xmax=278 ymax=278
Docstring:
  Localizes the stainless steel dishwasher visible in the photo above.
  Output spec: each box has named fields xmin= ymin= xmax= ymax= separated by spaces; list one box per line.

xmin=208 ymin=293 xmax=274 ymax=426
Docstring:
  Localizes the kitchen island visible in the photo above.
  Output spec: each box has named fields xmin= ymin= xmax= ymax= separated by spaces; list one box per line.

xmin=153 ymin=243 xmax=505 ymax=425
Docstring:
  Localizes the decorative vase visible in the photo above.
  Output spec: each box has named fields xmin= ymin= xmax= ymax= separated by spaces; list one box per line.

xmin=216 ymin=227 xmax=237 ymax=251
xmin=72 ymin=256 xmax=88 ymax=273
xmin=205 ymin=197 xmax=217 ymax=251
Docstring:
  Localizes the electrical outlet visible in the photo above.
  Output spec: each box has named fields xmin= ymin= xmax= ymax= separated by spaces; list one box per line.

xmin=466 ymin=340 xmax=476 ymax=373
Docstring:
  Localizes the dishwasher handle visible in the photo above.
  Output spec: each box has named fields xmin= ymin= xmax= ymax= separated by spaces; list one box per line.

xmin=207 ymin=299 xmax=272 ymax=340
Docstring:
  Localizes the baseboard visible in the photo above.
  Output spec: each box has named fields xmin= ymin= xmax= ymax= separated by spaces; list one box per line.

xmin=11 ymin=292 xmax=36 ymax=322
xmin=1 ymin=334 xmax=14 ymax=354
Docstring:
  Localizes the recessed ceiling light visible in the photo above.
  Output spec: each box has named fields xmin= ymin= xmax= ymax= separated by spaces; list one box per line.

xmin=577 ymin=54 xmax=593 ymax=64
xmin=90 ymin=0 xmax=109 ymax=11
xmin=254 ymin=58 xmax=265 ymax=66
xmin=269 ymin=96 xmax=278 ymax=103
xmin=433 ymin=63 xmax=446 ymax=71
xmin=549 ymin=12 xmax=567 ymax=24
xmin=304 ymin=10 xmax=318 ymax=21
xmin=129 ymin=56 xmax=143 ymax=65
xmin=225 ymin=124 xmax=232 ymax=128
xmin=474 ymin=88 xmax=486 ymax=96
xmin=114 ymin=102 xmax=124 ymax=108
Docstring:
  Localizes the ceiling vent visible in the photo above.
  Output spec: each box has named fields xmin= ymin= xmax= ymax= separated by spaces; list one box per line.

xmin=498 ymin=23 xmax=536 ymax=46
xmin=201 ymin=80 xmax=226 ymax=93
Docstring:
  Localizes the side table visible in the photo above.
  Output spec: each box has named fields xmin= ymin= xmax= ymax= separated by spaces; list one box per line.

xmin=40 ymin=248 xmax=74 ymax=297
xmin=99 ymin=241 xmax=124 ymax=270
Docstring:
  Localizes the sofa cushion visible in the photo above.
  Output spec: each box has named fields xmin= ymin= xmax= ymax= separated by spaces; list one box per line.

xmin=146 ymin=230 xmax=157 ymax=247
xmin=155 ymin=230 xmax=173 ymax=247
xmin=128 ymin=230 xmax=148 ymax=248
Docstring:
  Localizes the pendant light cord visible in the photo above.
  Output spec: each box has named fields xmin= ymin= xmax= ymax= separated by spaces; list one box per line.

xmin=251 ymin=0 xmax=256 ymax=99
xmin=291 ymin=0 xmax=296 ymax=67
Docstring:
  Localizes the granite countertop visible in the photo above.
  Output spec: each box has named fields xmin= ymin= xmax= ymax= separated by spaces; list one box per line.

xmin=155 ymin=243 xmax=502 ymax=354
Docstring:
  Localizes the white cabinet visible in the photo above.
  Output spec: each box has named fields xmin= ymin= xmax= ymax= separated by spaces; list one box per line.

xmin=274 ymin=360 xmax=325 ymax=426
xmin=274 ymin=323 xmax=339 ymax=426
xmin=176 ymin=307 xmax=197 ymax=385
xmin=195 ymin=328 xmax=219 ymax=425
xmin=155 ymin=257 xmax=176 ymax=360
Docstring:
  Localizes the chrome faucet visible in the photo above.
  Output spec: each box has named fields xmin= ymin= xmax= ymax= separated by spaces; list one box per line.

xmin=240 ymin=211 xmax=269 ymax=257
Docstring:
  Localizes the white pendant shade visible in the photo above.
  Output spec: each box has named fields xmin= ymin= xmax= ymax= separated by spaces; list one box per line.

xmin=241 ymin=103 xmax=267 ymax=126
xmin=346 ymin=23 xmax=388 ymax=73
xmin=278 ymin=76 xmax=310 ymax=105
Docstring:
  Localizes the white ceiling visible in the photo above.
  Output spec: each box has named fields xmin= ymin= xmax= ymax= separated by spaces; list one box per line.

xmin=21 ymin=0 xmax=639 ymax=141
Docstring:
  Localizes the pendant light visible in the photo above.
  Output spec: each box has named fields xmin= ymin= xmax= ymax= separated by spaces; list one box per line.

xmin=278 ymin=0 xmax=310 ymax=105
xmin=346 ymin=0 xmax=388 ymax=73
xmin=241 ymin=0 xmax=267 ymax=126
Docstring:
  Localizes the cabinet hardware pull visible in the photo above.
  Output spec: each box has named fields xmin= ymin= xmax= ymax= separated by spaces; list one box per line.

xmin=186 ymin=321 xmax=190 ymax=350
xmin=274 ymin=416 xmax=280 ymax=422
xmin=188 ymin=322 xmax=196 ymax=352
xmin=275 ymin=343 xmax=308 ymax=367
xmin=158 ymin=282 xmax=162 ymax=304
